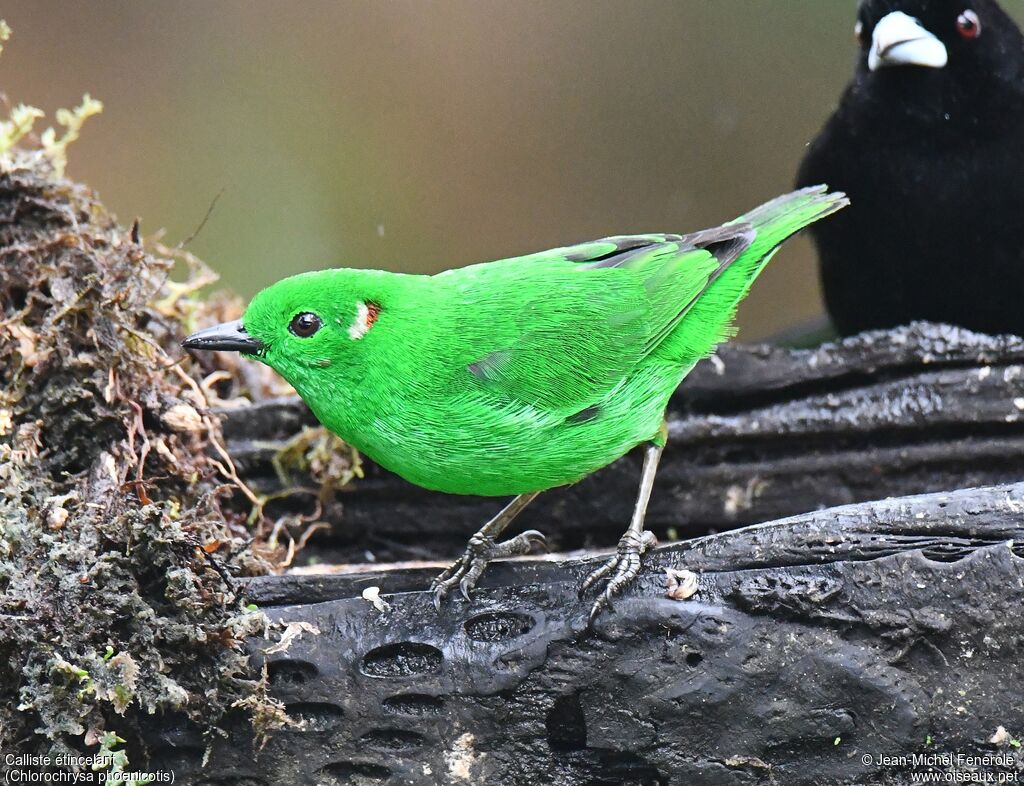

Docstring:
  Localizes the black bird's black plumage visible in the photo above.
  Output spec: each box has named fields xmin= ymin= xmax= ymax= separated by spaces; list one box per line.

xmin=797 ymin=0 xmax=1024 ymax=336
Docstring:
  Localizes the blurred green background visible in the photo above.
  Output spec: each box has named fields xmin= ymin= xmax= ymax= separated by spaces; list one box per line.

xmin=7 ymin=1 xmax=1022 ymax=338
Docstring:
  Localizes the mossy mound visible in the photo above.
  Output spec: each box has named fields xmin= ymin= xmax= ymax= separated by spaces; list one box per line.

xmin=0 ymin=150 xmax=283 ymax=763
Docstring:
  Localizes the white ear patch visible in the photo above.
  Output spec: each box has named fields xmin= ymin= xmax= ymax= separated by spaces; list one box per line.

xmin=347 ymin=300 xmax=381 ymax=340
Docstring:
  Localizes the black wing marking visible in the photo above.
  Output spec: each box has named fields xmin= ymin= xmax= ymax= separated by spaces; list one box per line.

xmin=572 ymin=224 xmax=755 ymax=271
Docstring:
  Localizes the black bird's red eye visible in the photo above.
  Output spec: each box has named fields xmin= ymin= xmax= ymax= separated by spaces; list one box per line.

xmin=289 ymin=312 xmax=323 ymax=338
xmin=956 ymin=9 xmax=981 ymax=39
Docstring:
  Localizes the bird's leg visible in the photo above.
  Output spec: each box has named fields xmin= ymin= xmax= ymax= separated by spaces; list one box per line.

xmin=582 ymin=436 xmax=664 ymax=622
xmin=431 ymin=491 xmax=545 ymax=610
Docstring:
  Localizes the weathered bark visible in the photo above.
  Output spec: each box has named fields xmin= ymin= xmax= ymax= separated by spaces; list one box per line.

xmin=152 ymin=483 xmax=1024 ymax=785
xmin=135 ymin=322 xmax=1024 ymax=785
xmin=222 ymin=322 xmax=1024 ymax=563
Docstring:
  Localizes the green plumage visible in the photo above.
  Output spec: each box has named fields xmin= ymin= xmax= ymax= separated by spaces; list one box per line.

xmin=238 ymin=186 xmax=846 ymax=497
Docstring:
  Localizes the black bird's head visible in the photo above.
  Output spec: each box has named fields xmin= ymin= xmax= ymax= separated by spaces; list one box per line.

xmin=850 ymin=0 xmax=1024 ymax=126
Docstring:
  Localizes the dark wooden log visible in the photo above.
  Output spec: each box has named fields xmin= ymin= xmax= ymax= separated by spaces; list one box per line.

xmin=221 ymin=322 xmax=1024 ymax=564
xmin=137 ymin=322 xmax=1024 ymax=785
xmin=154 ymin=483 xmax=1024 ymax=785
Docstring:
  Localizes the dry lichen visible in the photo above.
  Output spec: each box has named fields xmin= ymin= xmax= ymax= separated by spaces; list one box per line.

xmin=273 ymin=426 xmax=363 ymax=498
xmin=0 ymin=89 xmax=103 ymax=178
xmin=0 ymin=90 xmax=287 ymax=768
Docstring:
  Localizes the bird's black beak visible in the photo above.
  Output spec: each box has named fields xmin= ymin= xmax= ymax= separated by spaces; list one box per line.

xmin=182 ymin=320 xmax=264 ymax=353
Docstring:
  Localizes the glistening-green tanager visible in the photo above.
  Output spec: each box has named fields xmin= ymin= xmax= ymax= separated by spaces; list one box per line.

xmin=184 ymin=186 xmax=847 ymax=619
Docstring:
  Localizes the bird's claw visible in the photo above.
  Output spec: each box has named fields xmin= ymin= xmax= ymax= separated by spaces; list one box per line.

xmin=431 ymin=529 xmax=547 ymax=611
xmin=582 ymin=529 xmax=657 ymax=622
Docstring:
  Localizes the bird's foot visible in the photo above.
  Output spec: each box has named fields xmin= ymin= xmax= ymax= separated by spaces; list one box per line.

xmin=581 ymin=529 xmax=657 ymax=622
xmin=431 ymin=529 xmax=547 ymax=611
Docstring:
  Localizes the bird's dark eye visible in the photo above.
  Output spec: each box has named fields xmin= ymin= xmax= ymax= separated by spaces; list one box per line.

xmin=956 ymin=9 xmax=981 ymax=39
xmin=289 ymin=312 xmax=323 ymax=338
xmin=854 ymin=19 xmax=865 ymax=45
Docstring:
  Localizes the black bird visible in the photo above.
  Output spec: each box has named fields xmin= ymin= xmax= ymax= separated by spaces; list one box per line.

xmin=797 ymin=0 xmax=1024 ymax=336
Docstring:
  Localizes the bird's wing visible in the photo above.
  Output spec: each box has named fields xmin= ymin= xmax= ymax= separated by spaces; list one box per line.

xmin=451 ymin=227 xmax=755 ymax=416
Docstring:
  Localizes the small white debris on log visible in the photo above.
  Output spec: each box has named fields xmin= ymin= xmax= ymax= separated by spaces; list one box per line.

xmin=264 ymin=621 xmax=320 ymax=655
xmin=361 ymin=585 xmax=391 ymax=614
xmin=445 ymin=732 xmax=481 ymax=782
xmin=666 ymin=568 xmax=699 ymax=600
xmin=989 ymin=725 xmax=1011 ymax=746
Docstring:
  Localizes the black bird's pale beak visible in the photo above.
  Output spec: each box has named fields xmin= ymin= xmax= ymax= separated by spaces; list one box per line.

xmin=869 ymin=11 xmax=948 ymax=72
xmin=182 ymin=320 xmax=264 ymax=353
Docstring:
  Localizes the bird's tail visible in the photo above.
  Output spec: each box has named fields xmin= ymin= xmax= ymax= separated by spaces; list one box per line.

xmin=667 ymin=185 xmax=848 ymax=359
xmin=730 ymin=184 xmax=849 ymax=263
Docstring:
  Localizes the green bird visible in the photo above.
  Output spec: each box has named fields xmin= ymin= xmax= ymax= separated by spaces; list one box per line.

xmin=183 ymin=186 xmax=846 ymax=619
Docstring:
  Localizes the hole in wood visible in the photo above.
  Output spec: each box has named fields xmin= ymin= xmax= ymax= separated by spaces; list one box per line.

xmin=267 ymin=659 xmax=318 ymax=687
xmin=546 ymin=693 xmax=587 ymax=752
xmin=464 ymin=611 xmax=536 ymax=642
xmin=284 ymin=701 xmax=345 ymax=731
xmin=358 ymin=728 xmax=426 ymax=751
xmin=317 ymin=762 xmax=391 ymax=784
xmin=361 ymin=642 xmax=443 ymax=679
